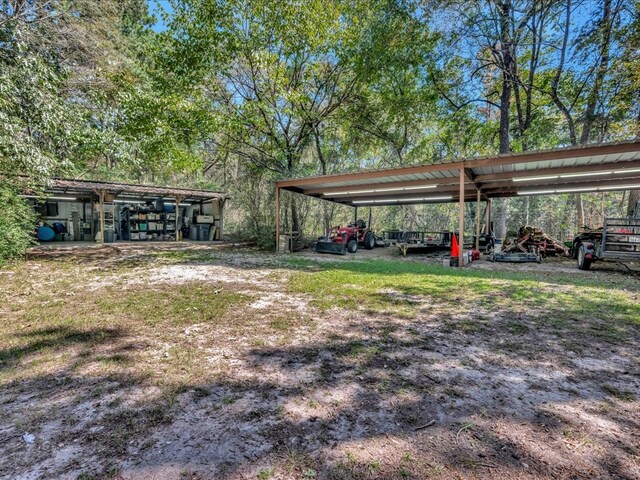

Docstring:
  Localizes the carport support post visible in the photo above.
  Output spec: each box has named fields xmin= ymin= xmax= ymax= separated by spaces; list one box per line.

xmin=486 ymin=199 xmax=492 ymax=234
xmin=475 ymin=190 xmax=481 ymax=250
xmin=458 ymin=168 xmax=464 ymax=267
xmin=275 ymin=186 xmax=280 ymax=253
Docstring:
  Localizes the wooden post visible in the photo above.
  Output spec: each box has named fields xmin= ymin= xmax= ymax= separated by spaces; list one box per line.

xmin=175 ymin=196 xmax=184 ymax=241
xmin=218 ymin=198 xmax=224 ymax=240
xmin=475 ymin=189 xmax=481 ymax=251
xmin=98 ymin=190 xmax=105 ymax=243
xmin=458 ymin=168 xmax=465 ymax=267
xmin=275 ymin=186 xmax=280 ymax=253
xmin=486 ymin=199 xmax=492 ymax=234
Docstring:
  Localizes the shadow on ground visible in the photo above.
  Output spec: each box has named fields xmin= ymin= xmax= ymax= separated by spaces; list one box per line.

xmin=1 ymin=302 xmax=638 ymax=479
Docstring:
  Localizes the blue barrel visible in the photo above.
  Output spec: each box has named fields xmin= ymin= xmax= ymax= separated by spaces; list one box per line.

xmin=37 ymin=226 xmax=56 ymax=242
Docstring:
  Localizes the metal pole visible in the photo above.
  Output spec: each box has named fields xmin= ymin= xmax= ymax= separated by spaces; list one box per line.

xmin=275 ymin=186 xmax=280 ymax=253
xmin=354 ymin=206 xmax=358 ymax=224
xmin=475 ymin=189 xmax=481 ymax=251
xmin=459 ymin=168 xmax=465 ymax=267
xmin=486 ymin=199 xmax=492 ymax=234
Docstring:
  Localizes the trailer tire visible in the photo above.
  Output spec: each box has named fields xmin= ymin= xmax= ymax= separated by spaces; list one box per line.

xmin=364 ymin=232 xmax=376 ymax=250
xmin=347 ymin=239 xmax=358 ymax=253
xmin=577 ymin=244 xmax=592 ymax=270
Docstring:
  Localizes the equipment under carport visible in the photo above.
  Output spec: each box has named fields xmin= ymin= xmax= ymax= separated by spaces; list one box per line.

xmin=316 ymin=219 xmax=377 ymax=255
xmin=490 ymin=251 xmax=542 ymax=263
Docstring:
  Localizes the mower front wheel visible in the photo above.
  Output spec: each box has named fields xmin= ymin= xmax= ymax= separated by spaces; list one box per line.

xmin=347 ymin=239 xmax=358 ymax=253
xmin=364 ymin=232 xmax=376 ymax=250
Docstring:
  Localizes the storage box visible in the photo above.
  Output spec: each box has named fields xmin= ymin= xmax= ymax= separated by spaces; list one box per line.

xmin=148 ymin=222 xmax=157 ymax=230
xmin=196 ymin=215 xmax=214 ymax=224
xmin=131 ymin=233 xmax=139 ymax=240
xmin=139 ymin=223 xmax=148 ymax=231
xmin=139 ymin=232 xmax=147 ymax=240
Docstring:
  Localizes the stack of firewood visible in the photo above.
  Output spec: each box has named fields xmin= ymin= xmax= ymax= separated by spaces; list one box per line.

xmin=503 ymin=225 xmax=568 ymax=256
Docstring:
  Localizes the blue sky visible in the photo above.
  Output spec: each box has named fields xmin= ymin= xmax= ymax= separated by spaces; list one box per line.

xmin=148 ymin=0 xmax=174 ymax=32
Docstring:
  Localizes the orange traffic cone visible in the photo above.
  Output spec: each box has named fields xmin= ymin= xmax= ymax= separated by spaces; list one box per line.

xmin=450 ymin=232 xmax=459 ymax=258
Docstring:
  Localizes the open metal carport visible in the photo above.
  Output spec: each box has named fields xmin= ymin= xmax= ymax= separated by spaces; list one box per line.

xmin=275 ymin=140 xmax=640 ymax=266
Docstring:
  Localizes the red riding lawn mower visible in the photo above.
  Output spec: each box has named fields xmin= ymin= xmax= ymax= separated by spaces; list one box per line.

xmin=316 ymin=219 xmax=376 ymax=255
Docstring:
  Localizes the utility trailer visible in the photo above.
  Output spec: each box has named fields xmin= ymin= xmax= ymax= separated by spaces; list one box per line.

xmin=384 ymin=230 xmax=492 ymax=256
xmin=383 ymin=231 xmax=453 ymax=256
xmin=576 ymin=217 xmax=640 ymax=270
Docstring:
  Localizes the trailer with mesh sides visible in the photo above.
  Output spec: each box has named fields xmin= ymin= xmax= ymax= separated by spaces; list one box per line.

xmin=576 ymin=216 xmax=640 ymax=270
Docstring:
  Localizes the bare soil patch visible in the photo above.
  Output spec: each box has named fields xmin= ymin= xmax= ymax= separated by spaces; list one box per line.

xmin=1 ymin=243 xmax=638 ymax=479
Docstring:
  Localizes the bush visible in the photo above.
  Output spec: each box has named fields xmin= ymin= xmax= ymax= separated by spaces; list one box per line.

xmin=0 ymin=184 xmax=36 ymax=264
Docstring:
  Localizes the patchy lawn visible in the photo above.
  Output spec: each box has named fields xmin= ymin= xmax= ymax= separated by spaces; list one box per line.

xmin=0 ymin=243 xmax=639 ymax=479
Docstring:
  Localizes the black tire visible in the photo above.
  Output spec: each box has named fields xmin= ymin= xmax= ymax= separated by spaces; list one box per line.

xmin=572 ymin=241 xmax=580 ymax=259
xmin=364 ymin=232 xmax=375 ymax=250
xmin=347 ymin=239 xmax=358 ymax=253
xmin=577 ymin=244 xmax=592 ymax=270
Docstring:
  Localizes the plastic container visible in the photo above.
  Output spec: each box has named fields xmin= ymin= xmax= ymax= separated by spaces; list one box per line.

xmin=494 ymin=239 xmax=502 ymax=253
xmin=104 ymin=230 xmax=115 ymax=243
xmin=37 ymin=226 xmax=56 ymax=242
xmin=198 ymin=225 xmax=210 ymax=241
xmin=189 ymin=225 xmax=198 ymax=240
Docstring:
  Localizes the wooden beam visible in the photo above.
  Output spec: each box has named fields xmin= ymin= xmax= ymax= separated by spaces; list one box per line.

xmin=275 ymin=185 xmax=280 ymax=253
xmin=459 ymin=168 xmax=464 ymax=267
xmin=475 ymin=189 xmax=481 ymax=251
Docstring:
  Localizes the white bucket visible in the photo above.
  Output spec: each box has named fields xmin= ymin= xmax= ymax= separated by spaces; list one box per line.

xmin=494 ymin=239 xmax=502 ymax=253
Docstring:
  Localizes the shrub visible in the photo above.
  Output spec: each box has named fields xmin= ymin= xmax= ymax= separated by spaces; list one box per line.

xmin=0 ymin=184 xmax=36 ymax=264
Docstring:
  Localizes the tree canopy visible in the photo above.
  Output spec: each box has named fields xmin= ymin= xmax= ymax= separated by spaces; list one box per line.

xmin=0 ymin=0 xmax=638 ymax=258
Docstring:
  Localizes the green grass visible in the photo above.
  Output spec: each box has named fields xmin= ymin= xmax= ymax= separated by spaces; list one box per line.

xmin=288 ymin=259 xmax=640 ymax=339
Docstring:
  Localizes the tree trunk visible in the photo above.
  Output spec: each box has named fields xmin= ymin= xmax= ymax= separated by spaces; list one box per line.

xmin=579 ymin=0 xmax=613 ymax=145
xmin=314 ymin=126 xmax=331 ymax=233
xmin=628 ymin=189 xmax=640 ymax=217
xmin=493 ymin=0 xmax=513 ymax=241
xmin=290 ymin=195 xmax=300 ymax=234
xmin=575 ymin=194 xmax=585 ymax=228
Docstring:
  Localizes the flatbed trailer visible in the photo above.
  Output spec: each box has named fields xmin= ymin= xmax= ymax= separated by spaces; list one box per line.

xmin=384 ymin=230 xmax=484 ymax=256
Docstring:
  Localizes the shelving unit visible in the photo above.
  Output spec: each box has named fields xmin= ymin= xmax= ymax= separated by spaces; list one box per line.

xmin=122 ymin=206 xmax=177 ymax=241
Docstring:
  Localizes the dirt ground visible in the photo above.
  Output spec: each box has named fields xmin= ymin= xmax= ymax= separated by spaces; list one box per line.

xmin=1 ymin=242 xmax=639 ymax=480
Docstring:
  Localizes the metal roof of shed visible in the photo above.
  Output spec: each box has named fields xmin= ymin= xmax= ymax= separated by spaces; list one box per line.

xmin=276 ymin=140 xmax=640 ymax=206
xmin=41 ymin=178 xmax=227 ymax=203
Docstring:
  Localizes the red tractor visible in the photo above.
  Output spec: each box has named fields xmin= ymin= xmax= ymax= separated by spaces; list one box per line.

xmin=316 ymin=219 xmax=376 ymax=255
